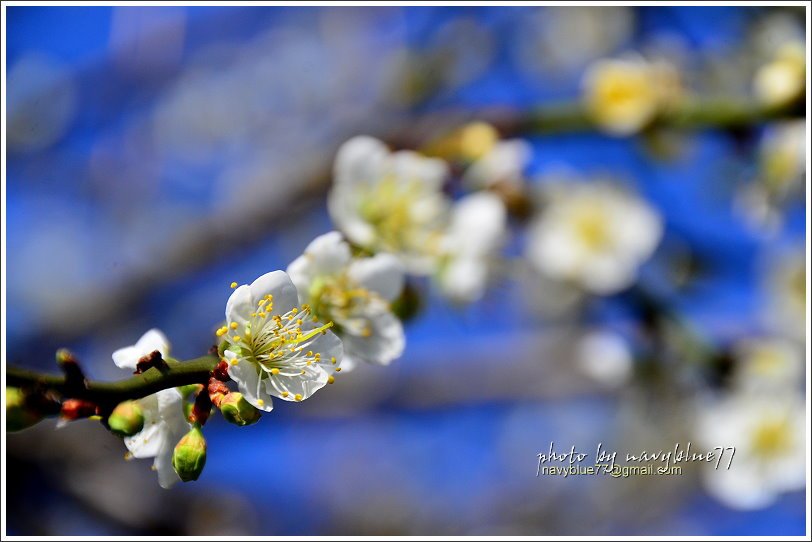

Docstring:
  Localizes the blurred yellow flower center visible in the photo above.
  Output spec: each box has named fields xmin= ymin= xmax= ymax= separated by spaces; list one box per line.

xmin=309 ymin=276 xmax=374 ymax=338
xmin=358 ymin=176 xmax=442 ymax=254
xmin=572 ymin=206 xmax=611 ymax=249
xmin=750 ymin=418 xmax=792 ymax=457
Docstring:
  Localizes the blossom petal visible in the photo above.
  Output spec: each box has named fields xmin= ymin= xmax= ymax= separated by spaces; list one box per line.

xmin=347 ymin=253 xmax=405 ymax=301
xmin=112 ymin=345 xmax=140 ymax=371
xmin=438 ymin=257 xmax=488 ymax=303
xmin=135 ymin=329 xmax=171 ymax=359
xmin=225 ymin=284 xmax=254 ymax=327
xmin=333 ymin=135 xmax=389 ymax=186
xmin=249 ymin=270 xmax=299 ymax=316
xmin=227 ymin=355 xmax=274 ymax=412
xmin=389 ymin=150 xmax=448 ymax=190
xmin=446 ymin=192 xmax=506 ymax=257
xmin=113 ymin=329 xmax=171 ymax=370
xmin=340 ymin=304 xmax=404 ymax=366
xmin=154 ymin=442 xmax=180 ymax=489
xmin=302 ymin=231 xmax=352 ymax=278
xmin=327 ymin=186 xmax=377 ymax=247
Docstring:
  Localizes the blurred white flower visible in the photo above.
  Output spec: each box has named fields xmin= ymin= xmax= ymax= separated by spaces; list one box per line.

xmin=736 ymin=120 xmax=807 ymax=235
xmin=731 ymin=338 xmax=803 ymax=393
xmin=526 ymin=182 xmax=662 ymax=294
xmin=754 ymin=41 xmax=805 ymax=107
xmin=462 ymin=139 xmax=532 ymax=189
xmin=760 ymin=120 xmax=806 ymax=198
xmin=220 ymin=271 xmax=343 ymax=410
xmin=696 ymin=392 xmax=805 ymax=510
xmin=328 ymin=136 xmax=451 ymax=274
xmin=287 ymin=231 xmax=405 ymax=372
xmin=582 ymin=56 xmax=682 ymax=135
xmin=436 ymin=192 xmax=507 ymax=302
xmin=764 ymin=249 xmax=806 ymax=343
xmin=112 ymin=329 xmax=190 ymax=489
xmin=576 ymin=330 xmax=633 ymax=388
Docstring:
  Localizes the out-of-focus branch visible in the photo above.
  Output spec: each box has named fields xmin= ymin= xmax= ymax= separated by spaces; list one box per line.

xmin=507 ymin=97 xmax=801 ymax=134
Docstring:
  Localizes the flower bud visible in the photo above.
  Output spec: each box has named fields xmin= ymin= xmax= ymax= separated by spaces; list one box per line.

xmin=172 ymin=426 xmax=207 ymax=482
xmin=6 ymin=387 xmax=43 ymax=432
xmin=219 ymin=392 xmax=261 ymax=427
xmin=107 ymin=400 xmax=144 ymax=437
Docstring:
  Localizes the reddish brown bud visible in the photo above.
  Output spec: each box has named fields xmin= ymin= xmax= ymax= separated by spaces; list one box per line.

xmin=211 ymin=360 xmax=230 ymax=382
xmin=134 ymin=350 xmax=167 ymax=375
xmin=207 ymin=377 xmax=230 ymax=408
xmin=187 ymin=390 xmax=212 ymax=425
xmin=60 ymin=399 xmax=99 ymax=421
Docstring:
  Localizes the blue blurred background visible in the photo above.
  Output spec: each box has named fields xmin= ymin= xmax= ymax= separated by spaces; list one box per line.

xmin=4 ymin=5 xmax=807 ymax=535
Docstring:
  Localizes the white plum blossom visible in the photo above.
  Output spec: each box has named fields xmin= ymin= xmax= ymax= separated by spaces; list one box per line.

xmin=754 ymin=41 xmax=805 ymax=107
xmin=526 ymin=182 xmax=662 ymax=294
xmin=582 ymin=56 xmax=682 ymax=135
xmin=435 ymin=191 xmax=507 ymax=302
xmin=731 ymin=338 xmax=803 ymax=393
xmin=764 ymin=248 xmax=806 ymax=343
xmin=111 ymin=329 xmax=190 ymax=489
xmin=462 ymin=139 xmax=532 ymax=189
xmin=328 ymin=136 xmax=451 ymax=274
xmin=218 ymin=271 xmax=343 ymax=410
xmin=287 ymin=231 xmax=405 ymax=372
xmin=696 ymin=392 xmax=805 ymax=510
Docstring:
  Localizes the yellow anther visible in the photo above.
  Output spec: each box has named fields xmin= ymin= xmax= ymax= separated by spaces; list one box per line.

xmin=257 ymin=399 xmax=264 ymax=406
xmin=233 ymin=336 xmax=241 ymax=342
xmin=300 ymin=370 xmax=306 ymax=375
xmin=314 ymin=353 xmax=321 ymax=361
xmin=230 ymin=322 xmax=238 ymax=330
xmin=294 ymin=393 xmax=303 ymax=401
xmin=331 ymin=356 xmax=337 ymax=364
xmin=230 ymin=359 xmax=239 ymax=366
xmin=216 ymin=327 xmax=228 ymax=337
xmin=271 ymin=368 xmax=280 ymax=375
xmin=291 ymin=307 xmax=298 ymax=314
xmin=328 ymin=376 xmax=335 ymax=385
xmin=335 ymin=367 xmax=342 ymax=372
xmin=306 ymin=361 xmax=312 ymax=366
xmin=259 ymin=312 xmax=267 ymax=318
xmin=282 ymin=391 xmax=289 ymax=398
xmin=306 ymin=350 xmax=313 ymax=357
xmin=296 ymin=319 xmax=303 ymax=326
xmin=230 ymin=282 xmax=238 ymax=289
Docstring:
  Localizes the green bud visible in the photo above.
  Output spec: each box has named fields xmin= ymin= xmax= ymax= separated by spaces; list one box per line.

xmin=177 ymin=384 xmax=203 ymax=400
xmin=6 ymin=387 xmax=44 ymax=432
xmin=172 ymin=426 xmax=207 ymax=482
xmin=107 ymin=400 xmax=144 ymax=437
xmin=219 ymin=392 xmax=261 ymax=427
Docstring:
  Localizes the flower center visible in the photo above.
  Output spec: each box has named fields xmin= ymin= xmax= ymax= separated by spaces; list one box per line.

xmin=572 ymin=205 xmax=611 ymax=250
xmin=309 ymin=276 xmax=374 ymax=337
xmin=750 ymin=417 xmax=792 ymax=458
xmin=220 ymin=295 xmax=335 ymax=377
xmin=357 ymin=176 xmax=442 ymax=254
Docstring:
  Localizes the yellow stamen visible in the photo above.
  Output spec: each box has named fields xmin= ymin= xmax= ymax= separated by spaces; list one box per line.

xmin=328 ymin=375 xmax=335 ymax=384
xmin=230 ymin=282 xmax=238 ymax=289
xmin=271 ymin=368 xmax=280 ymax=375
xmin=230 ymin=322 xmax=238 ymax=330
xmin=294 ymin=393 xmax=303 ymax=401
